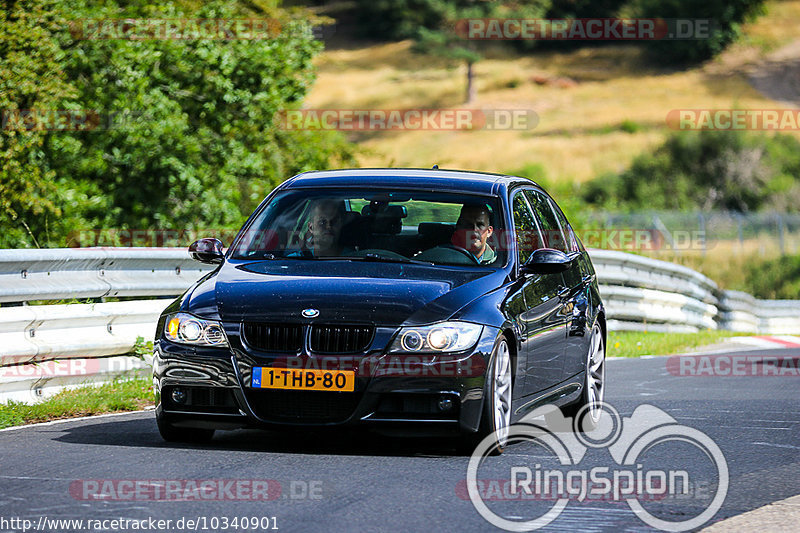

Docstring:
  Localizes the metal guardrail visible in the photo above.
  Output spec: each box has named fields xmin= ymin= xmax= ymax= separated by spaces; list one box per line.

xmin=590 ymin=249 xmax=720 ymax=332
xmin=0 ymin=248 xmax=213 ymax=402
xmin=0 ymin=247 xmax=798 ymax=401
xmin=591 ymin=249 xmax=800 ymax=333
xmin=0 ymin=247 xmax=212 ymax=303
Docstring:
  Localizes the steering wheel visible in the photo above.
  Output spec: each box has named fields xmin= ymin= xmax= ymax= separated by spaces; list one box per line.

xmin=444 ymin=244 xmax=481 ymax=264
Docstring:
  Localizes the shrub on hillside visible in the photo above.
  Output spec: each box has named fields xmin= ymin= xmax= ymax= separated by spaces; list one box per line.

xmin=627 ymin=0 xmax=766 ymax=64
xmin=354 ymin=0 xmax=455 ymax=40
xmin=744 ymin=255 xmax=800 ymax=299
xmin=581 ymin=130 xmax=800 ymax=213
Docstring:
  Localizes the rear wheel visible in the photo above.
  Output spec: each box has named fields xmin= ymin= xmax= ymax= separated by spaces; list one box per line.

xmin=156 ymin=411 xmax=215 ymax=443
xmin=460 ymin=335 xmax=512 ymax=455
xmin=562 ymin=321 xmax=605 ymax=431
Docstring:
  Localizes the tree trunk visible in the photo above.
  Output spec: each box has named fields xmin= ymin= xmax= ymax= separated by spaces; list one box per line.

xmin=465 ymin=61 xmax=476 ymax=104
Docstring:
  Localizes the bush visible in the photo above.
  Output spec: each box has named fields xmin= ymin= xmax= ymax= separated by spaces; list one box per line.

xmin=0 ymin=0 xmax=77 ymax=247
xmin=0 ymin=0 xmax=356 ymax=248
xmin=744 ymin=255 xmax=800 ymax=299
xmin=581 ymin=130 xmax=800 ymax=213
xmin=354 ymin=0 xmax=554 ymax=41
xmin=354 ymin=0 xmax=454 ymax=40
xmin=628 ymin=0 xmax=766 ymax=64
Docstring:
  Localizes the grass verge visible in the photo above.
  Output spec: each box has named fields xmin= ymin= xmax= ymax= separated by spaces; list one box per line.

xmin=608 ymin=330 xmax=750 ymax=358
xmin=0 ymin=377 xmax=154 ymax=430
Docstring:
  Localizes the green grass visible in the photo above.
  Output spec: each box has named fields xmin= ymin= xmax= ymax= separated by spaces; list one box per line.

xmin=607 ymin=330 xmax=750 ymax=358
xmin=0 ymin=377 xmax=154 ymax=430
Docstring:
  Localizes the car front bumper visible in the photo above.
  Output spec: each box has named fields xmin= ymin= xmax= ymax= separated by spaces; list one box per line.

xmin=153 ymin=326 xmax=500 ymax=435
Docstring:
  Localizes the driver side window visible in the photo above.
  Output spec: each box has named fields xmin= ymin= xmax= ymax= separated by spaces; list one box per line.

xmin=512 ymin=192 xmax=542 ymax=265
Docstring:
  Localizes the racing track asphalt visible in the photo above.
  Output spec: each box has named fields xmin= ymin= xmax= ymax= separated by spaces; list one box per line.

xmin=0 ymin=347 xmax=797 ymax=532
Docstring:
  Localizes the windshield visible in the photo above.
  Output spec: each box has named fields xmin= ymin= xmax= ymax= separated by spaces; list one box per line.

xmin=231 ymin=189 xmax=507 ymax=267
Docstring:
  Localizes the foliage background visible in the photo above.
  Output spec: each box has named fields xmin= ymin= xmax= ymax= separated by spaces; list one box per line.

xmin=0 ymin=0 xmax=355 ymax=248
xmin=2 ymin=0 xmax=795 ymax=297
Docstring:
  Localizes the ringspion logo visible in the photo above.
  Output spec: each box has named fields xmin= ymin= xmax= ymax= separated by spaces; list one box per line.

xmin=467 ymin=403 xmax=728 ymax=531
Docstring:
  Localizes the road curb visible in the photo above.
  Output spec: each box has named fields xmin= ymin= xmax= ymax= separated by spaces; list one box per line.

xmin=703 ymin=494 xmax=800 ymax=532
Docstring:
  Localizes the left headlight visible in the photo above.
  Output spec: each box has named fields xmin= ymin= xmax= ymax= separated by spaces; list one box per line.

xmin=388 ymin=321 xmax=483 ymax=354
xmin=164 ymin=313 xmax=228 ymax=347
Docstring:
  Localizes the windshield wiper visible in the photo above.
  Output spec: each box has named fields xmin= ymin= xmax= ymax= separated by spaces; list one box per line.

xmin=360 ymin=253 xmax=434 ymax=266
xmin=310 ymin=253 xmax=433 ymax=265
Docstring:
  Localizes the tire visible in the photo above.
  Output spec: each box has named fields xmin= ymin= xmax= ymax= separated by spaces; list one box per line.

xmin=459 ymin=334 xmax=513 ymax=455
xmin=156 ymin=411 xmax=215 ymax=443
xmin=562 ymin=321 xmax=605 ymax=431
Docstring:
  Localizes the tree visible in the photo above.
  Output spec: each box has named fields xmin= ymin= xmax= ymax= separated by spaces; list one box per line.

xmin=1 ymin=0 xmax=355 ymax=247
xmin=412 ymin=1 xmax=550 ymax=104
xmin=354 ymin=0 xmax=454 ymax=40
xmin=0 ymin=0 xmax=77 ymax=247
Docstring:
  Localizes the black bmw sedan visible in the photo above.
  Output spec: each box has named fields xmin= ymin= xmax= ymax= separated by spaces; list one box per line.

xmin=153 ymin=168 xmax=606 ymax=453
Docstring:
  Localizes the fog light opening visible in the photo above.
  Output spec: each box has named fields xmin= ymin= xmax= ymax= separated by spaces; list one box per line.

xmin=171 ymin=388 xmax=187 ymax=405
xmin=437 ymin=395 xmax=454 ymax=412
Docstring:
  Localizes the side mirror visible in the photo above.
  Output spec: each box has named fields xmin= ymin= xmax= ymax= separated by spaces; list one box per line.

xmin=521 ymin=248 xmax=572 ymax=275
xmin=189 ymin=238 xmax=225 ymax=264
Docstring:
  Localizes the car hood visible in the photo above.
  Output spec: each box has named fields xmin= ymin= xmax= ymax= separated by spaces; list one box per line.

xmin=188 ymin=260 xmax=504 ymax=326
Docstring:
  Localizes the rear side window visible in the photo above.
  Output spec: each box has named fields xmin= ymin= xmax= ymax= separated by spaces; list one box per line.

xmin=547 ymin=198 xmax=580 ymax=252
xmin=511 ymin=192 xmax=542 ymax=265
xmin=524 ymin=190 xmax=568 ymax=253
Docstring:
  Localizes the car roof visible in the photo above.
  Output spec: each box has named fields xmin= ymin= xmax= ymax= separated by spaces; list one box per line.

xmin=281 ymin=168 xmax=538 ymax=196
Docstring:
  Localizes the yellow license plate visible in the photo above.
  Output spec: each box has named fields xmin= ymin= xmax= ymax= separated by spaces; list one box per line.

xmin=251 ymin=367 xmax=355 ymax=392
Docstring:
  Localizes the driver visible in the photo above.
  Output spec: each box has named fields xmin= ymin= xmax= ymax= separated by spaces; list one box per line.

xmin=306 ymin=199 xmax=346 ymax=256
xmin=451 ymin=203 xmax=496 ymax=264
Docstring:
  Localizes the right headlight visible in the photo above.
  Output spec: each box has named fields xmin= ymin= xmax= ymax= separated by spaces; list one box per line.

xmin=164 ymin=313 xmax=228 ymax=347
xmin=388 ymin=321 xmax=483 ymax=354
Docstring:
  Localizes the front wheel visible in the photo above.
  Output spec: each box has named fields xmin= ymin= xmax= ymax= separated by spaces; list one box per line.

xmin=460 ymin=335 xmax=513 ymax=455
xmin=562 ymin=321 xmax=605 ymax=431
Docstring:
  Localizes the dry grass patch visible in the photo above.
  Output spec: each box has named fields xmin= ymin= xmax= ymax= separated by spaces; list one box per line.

xmin=309 ymin=5 xmax=796 ymax=182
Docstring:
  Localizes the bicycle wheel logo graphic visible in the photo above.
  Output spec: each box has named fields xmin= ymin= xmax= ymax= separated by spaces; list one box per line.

xmin=466 ymin=402 xmax=728 ymax=532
